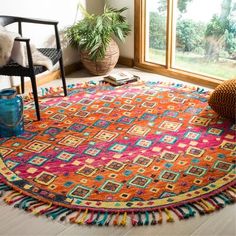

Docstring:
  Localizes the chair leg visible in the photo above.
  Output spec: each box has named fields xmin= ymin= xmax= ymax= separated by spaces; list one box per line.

xmin=21 ymin=76 xmax=25 ymax=94
xmin=30 ymin=76 xmax=40 ymax=121
xmin=59 ymin=57 xmax=67 ymax=96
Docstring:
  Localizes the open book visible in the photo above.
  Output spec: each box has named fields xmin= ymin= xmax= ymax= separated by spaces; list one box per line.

xmin=103 ymin=72 xmax=140 ymax=86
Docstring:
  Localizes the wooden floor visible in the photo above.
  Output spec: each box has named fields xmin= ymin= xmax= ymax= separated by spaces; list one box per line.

xmin=0 ymin=66 xmax=235 ymax=236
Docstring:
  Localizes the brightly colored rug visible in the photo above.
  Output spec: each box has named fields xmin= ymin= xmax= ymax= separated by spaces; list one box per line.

xmin=0 ymin=81 xmax=235 ymax=226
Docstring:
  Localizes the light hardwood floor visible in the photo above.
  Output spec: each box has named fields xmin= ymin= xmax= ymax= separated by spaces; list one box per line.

xmin=0 ymin=66 xmax=235 ymax=236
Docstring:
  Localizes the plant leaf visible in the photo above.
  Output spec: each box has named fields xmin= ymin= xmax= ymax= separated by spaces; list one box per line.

xmin=65 ymin=4 xmax=131 ymax=61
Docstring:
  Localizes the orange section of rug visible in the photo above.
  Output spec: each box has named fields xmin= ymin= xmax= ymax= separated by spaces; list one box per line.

xmin=0 ymin=81 xmax=235 ymax=226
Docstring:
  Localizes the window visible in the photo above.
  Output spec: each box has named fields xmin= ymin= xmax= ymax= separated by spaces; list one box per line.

xmin=135 ymin=0 xmax=236 ymax=87
xmin=145 ymin=0 xmax=167 ymax=65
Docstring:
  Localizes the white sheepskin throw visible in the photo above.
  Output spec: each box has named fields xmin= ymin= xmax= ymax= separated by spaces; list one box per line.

xmin=0 ymin=25 xmax=53 ymax=70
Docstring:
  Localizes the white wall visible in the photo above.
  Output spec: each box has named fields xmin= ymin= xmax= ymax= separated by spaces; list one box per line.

xmin=0 ymin=0 xmax=83 ymax=65
xmin=0 ymin=0 xmax=105 ymax=89
xmin=107 ymin=0 xmax=134 ymax=59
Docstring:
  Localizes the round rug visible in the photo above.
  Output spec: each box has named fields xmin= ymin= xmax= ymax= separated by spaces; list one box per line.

xmin=0 ymin=81 xmax=235 ymax=225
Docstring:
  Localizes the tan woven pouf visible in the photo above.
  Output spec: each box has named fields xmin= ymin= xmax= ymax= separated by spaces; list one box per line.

xmin=208 ymin=79 xmax=236 ymax=121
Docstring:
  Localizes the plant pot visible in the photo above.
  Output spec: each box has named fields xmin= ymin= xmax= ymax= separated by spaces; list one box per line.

xmin=80 ymin=39 xmax=119 ymax=76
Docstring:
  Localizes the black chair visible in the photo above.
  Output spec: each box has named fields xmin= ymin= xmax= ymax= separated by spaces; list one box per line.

xmin=0 ymin=15 xmax=67 ymax=121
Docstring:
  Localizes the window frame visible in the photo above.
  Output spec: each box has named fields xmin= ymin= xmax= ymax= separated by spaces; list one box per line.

xmin=134 ymin=0 xmax=223 ymax=88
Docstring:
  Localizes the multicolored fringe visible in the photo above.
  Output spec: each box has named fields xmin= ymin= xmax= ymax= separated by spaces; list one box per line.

xmin=23 ymin=80 xmax=102 ymax=101
xmin=23 ymin=80 xmax=211 ymax=102
xmin=0 ymin=182 xmax=235 ymax=226
xmin=2 ymin=80 xmax=233 ymax=226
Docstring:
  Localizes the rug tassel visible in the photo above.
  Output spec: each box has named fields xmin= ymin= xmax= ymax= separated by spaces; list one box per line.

xmin=157 ymin=209 xmax=163 ymax=224
xmin=196 ymin=201 xmax=211 ymax=214
xmin=11 ymin=196 xmax=28 ymax=207
xmin=4 ymin=191 xmax=21 ymax=203
xmin=137 ymin=212 xmax=143 ymax=226
xmin=171 ymin=207 xmax=184 ymax=220
xmin=98 ymin=212 xmax=109 ymax=226
xmin=59 ymin=210 xmax=75 ymax=222
xmin=41 ymin=88 xmax=45 ymax=96
xmin=204 ymin=200 xmax=215 ymax=212
xmin=210 ymin=196 xmax=224 ymax=209
xmin=14 ymin=196 xmax=33 ymax=208
xmin=199 ymin=200 xmax=213 ymax=213
xmin=206 ymin=198 xmax=220 ymax=210
xmin=113 ymin=212 xmax=120 ymax=226
xmin=164 ymin=208 xmax=174 ymax=222
xmin=217 ymin=194 xmax=231 ymax=205
xmin=49 ymin=87 xmax=54 ymax=94
xmin=144 ymin=211 xmax=149 ymax=225
xmin=226 ymin=189 xmax=236 ymax=197
xmin=0 ymin=185 xmax=12 ymax=192
xmin=44 ymin=88 xmax=49 ymax=95
xmin=4 ymin=192 xmax=23 ymax=204
xmin=8 ymin=195 xmax=26 ymax=205
xmin=185 ymin=204 xmax=196 ymax=217
xmin=229 ymin=187 xmax=236 ymax=194
xmin=202 ymin=199 xmax=215 ymax=212
xmin=131 ymin=211 xmax=138 ymax=226
xmin=178 ymin=206 xmax=189 ymax=219
xmin=85 ymin=211 xmax=95 ymax=225
xmin=77 ymin=209 xmax=88 ymax=224
xmin=151 ymin=211 xmax=157 ymax=225
xmin=224 ymin=191 xmax=236 ymax=203
xmin=45 ymin=207 xmax=64 ymax=218
xmin=33 ymin=203 xmax=53 ymax=216
xmin=18 ymin=197 xmax=34 ymax=209
xmin=92 ymin=211 xmax=101 ymax=225
xmin=189 ymin=203 xmax=205 ymax=215
xmin=23 ymin=200 xmax=39 ymax=211
xmin=28 ymin=202 xmax=45 ymax=213
xmin=69 ymin=209 xmax=81 ymax=223
xmin=0 ymin=186 xmax=11 ymax=191
xmin=76 ymin=83 xmax=82 ymax=87
xmin=105 ymin=212 xmax=114 ymax=226
xmin=120 ymin=212 xmax=127 ymax=226
xmin=38 ymin=205 xmax=58 ymax=216
xmin=47 ymin=208 xmax=69 ymax=220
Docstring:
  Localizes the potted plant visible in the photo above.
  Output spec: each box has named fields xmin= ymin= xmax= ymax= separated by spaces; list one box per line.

xmin=65 ymin=4 xmax=131 ymax=75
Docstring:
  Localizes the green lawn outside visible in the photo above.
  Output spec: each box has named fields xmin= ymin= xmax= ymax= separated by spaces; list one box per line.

xmin=149 ymin=48 xmax=236 ymax=80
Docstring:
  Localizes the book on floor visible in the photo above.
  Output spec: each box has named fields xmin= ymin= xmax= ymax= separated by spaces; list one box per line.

xmin=103 ymin=72 xmax=140 ymax=86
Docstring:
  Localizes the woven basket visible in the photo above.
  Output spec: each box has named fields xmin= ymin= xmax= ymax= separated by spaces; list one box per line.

xmin=80 ymin=39 xmax=119 ymax=76
xmin=208 ymin=79 xmax=236 ymax=121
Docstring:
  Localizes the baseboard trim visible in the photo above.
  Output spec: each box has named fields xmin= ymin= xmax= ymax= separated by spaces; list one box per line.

xmin=118 ymin=56 xmax=134 ymax=67
xmin=64 ymin=62 xmax=83 ymax=75
xmin=16 ymin=58 xmax=134 ymax=93
xmin=18 ymin=70 xmax=61 ymax=93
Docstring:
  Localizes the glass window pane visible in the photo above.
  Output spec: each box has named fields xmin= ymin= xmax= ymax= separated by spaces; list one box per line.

xmin=145 ymin=0 xmax=167 ymax=65
xmin=173 ymin=0 xmax=236 ymax=80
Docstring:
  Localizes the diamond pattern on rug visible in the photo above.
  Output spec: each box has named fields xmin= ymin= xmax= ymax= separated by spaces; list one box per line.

xmin=0 ymin=81 xmax=235 ymax=223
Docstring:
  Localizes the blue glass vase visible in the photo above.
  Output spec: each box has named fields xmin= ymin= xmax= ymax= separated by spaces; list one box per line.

xmin=0 ymin=88 xmax=24 ymax=137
